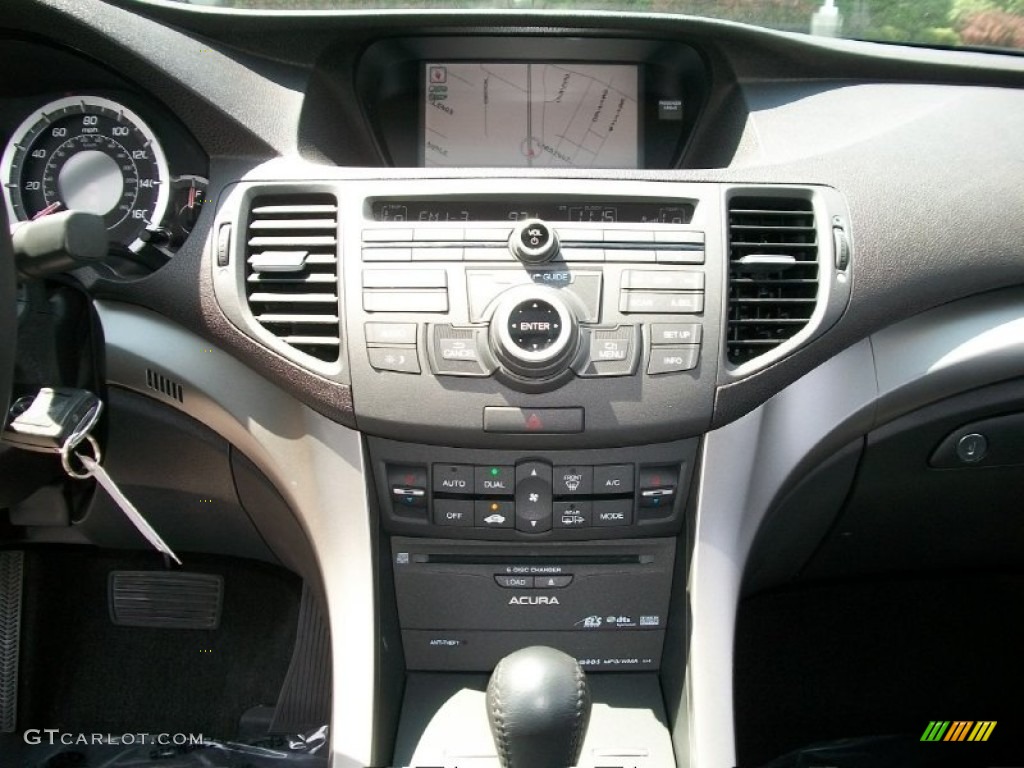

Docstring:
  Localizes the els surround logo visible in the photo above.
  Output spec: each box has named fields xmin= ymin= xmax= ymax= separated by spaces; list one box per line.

xmin=921 ymin=720 xmax=997 ymax=742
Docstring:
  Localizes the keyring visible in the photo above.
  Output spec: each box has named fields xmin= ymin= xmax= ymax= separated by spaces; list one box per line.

xmin=61 ymin=433 xmax=103 ymax=479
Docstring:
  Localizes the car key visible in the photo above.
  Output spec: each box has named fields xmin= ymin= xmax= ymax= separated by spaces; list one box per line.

xmin=1 ymin=386 xmax=103 ymax=455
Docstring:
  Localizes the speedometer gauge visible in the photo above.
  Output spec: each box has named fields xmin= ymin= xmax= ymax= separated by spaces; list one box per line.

xmin=1 ymin=96 xmax=169 ymax=252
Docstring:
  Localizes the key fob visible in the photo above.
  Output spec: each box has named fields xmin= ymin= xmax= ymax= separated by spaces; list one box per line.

xmin=1 ymin=387 xmax=103 ymax=454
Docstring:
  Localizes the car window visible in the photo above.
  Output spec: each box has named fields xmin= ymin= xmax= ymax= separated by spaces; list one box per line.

xmin=160 ymin=0 xmax=1024 ymax=53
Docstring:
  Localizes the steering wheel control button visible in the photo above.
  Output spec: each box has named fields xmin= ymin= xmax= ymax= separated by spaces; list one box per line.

xmin=651 ymin=323 xmax=701 ymax=345
xmin=483 ymin=406 xmax=584 ymax=434
xmin=956 ymin=433 xmax=988 ymax=464
xmin=510 ymin=218 xmax=559 ymax=263
xmin=475 ymin=465 xmax=515 ymax=495
xmin=647 ymin=345 xmax=699 ymax=375
xmin=365 ymin=322 xmax=418 ymax=345
xmin=433 ymin=463 xmax=475 ymax=495
xmin=368 ymin=346 xmax=421 ymax=374
xmin=553 ymin=466 xmax=593 ymax=496
xmin=476 ymin=500 xmax=514 ymax=528
xmin=554 ymin=501 xmax=592 ymax=528
xmin=594 ymin=464 xmax=634 ymax=494
xmin=594 ymin=499 xmax=634 ymax=526
xmin=433 ymin=499 xmax=473 ymax=526
xmin=515 ymin=462 xmax=553 ymax=533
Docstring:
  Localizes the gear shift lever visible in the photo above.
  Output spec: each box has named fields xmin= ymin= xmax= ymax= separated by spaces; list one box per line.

xmin=486 ymin=646 xmax=592 ymax=768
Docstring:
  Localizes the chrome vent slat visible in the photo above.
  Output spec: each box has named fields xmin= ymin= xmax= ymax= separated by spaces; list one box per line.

xmin=727 ymin=195 xmax=819 ymax=366
xmin=243 ymin=193 xmax=341 ymax=363
xmin=248 ymin=218 xmax=337 ymax=230
xmin=248 ymin=292 xmax=338 ymax=304
xmin=256 ymin=313 xmax=340 ymax=324
xmin=247 ymin=274 xmax=338 ymax=285
xmin=250 ymin=204 xmax=338 ymax=216
xmin=248 ymin=235 xmax=337 ymax=247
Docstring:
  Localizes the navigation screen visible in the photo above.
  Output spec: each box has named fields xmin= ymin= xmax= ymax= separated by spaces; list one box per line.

xmin=422 ymin=62 xmax=640 ymax=168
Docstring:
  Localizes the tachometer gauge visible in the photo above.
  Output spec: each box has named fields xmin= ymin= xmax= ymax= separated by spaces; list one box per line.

xmin=1 ymin=96 xmax=169 ymax=252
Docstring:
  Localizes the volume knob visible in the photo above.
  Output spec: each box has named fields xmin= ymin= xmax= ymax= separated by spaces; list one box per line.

xmin=510 ymin=218 xmax=559 ymax=264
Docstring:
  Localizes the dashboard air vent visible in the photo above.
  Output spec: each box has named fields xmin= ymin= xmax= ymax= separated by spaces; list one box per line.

xmin=244 ymin=194 xmax=340 ymax=363
xmin=727 ymin=196 xmax=819 ymax=365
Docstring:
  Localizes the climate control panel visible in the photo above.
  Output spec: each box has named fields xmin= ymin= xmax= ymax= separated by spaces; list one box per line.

xmin=370 ymin=436 xmax=698 ymax=541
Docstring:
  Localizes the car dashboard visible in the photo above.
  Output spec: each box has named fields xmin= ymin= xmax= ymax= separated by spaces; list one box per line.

xmin=3 ymin=1 xmax=1024 ymax=767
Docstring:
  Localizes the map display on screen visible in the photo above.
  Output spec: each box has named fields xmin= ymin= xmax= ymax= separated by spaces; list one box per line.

xmin=422 ymin=62 xmax=639 ymax=168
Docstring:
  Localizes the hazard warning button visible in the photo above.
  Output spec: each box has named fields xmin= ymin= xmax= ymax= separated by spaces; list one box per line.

xmin=483 ymin=407 xmax=584 ymax=434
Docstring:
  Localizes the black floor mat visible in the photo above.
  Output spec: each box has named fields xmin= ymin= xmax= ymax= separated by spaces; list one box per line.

xmin=734 ymin=572 xmax=1024 ymax=767
xmin=13 ymin=547 xmax=301 ymax=739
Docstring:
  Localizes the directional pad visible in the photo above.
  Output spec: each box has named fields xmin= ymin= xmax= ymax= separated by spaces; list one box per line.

xmin=514 ymin=461 xmax=553 ymax=533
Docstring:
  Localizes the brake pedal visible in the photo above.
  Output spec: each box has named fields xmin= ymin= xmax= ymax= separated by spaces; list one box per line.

xmin=108 ymin=571 xmax=223 ymax=630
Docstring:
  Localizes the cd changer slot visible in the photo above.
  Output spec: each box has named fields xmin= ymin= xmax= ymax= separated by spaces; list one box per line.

xmin=413 ymin=554 xmax=653 ymax=565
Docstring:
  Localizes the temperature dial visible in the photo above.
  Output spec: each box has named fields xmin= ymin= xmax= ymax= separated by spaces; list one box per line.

xmin=490 ymin=285 xmax=579 ymax=379
xmin=510 ymin=218 xmax=559 ymax=263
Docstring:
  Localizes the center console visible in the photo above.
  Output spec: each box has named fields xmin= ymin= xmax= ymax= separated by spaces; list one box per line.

xmin=342 ymin=180 xmax=720 ymax=686
xmin=210 ymin=174 xmax=848 ymax=765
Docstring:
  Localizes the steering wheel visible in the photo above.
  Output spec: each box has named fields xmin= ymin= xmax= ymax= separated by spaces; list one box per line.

xmin=0 ymin=204 xmax=15 ymax=421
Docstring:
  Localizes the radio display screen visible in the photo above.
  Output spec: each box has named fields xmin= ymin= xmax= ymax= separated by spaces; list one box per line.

xmin=370 ymin=200 xmax=693 ymax=224
xmin=422 ymin=62 xmax=640 ymax=168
